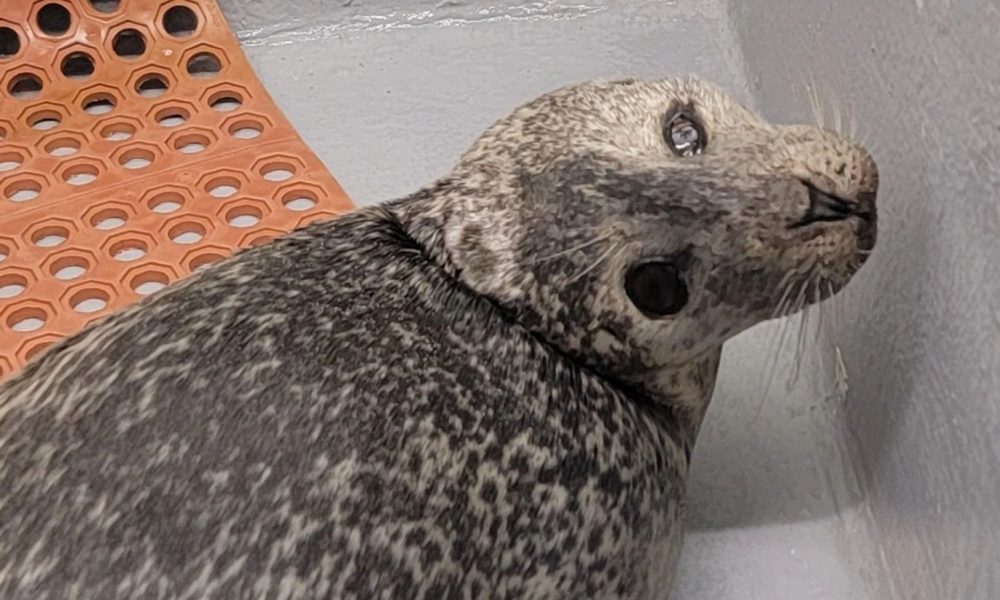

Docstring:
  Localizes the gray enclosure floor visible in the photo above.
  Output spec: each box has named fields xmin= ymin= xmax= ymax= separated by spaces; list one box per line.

xmin=223 ymin=1 xmax=874 ymax=597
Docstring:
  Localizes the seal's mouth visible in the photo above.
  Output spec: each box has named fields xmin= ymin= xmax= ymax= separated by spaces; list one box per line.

xmin=790 ymin=181 xmax=877 ymax=253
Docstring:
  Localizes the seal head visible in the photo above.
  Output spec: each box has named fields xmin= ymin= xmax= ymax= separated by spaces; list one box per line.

xmin=408 ymin=76 xmax=878 ymax=420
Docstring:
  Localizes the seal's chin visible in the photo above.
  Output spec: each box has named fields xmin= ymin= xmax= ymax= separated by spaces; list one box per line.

xmin=806 ymin=255 xmax=866 ymax=306
xmin=788 ymin=198 xmax=876 ymax=303
xmin=774 ymin=243 xmax=870 ymax=314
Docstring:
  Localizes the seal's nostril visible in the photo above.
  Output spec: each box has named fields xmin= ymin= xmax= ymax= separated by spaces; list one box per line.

xmin=803 ymin=180 xmax=850 ymax=205
xmin=808 ymin=183 xmax=852 ymax=214
xmin=793 ymin=180 xmax=859 ymax=228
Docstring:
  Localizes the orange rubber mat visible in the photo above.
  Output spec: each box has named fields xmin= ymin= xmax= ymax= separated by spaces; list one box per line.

xmin=0 ymin=0 xmax=354 ymax=380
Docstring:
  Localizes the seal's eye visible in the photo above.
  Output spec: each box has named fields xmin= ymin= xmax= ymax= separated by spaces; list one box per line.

xmin=625 ymin=260 xmax=688 ymax=317
xmin=664 ymin=111 xmax=706 ymax=157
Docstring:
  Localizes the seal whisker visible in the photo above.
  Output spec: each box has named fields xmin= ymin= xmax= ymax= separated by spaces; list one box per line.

xmin=814 ymin=278 xmax=825 ymax=344
xmin=532 ymin=232 xmax=615 ymax=264
xmin=805 ymin=72 xmax=825 ymax=129
xmin=753 ymin=312 xmax=789 ymax=423
xmin=781 ymin=277 xmax=811 ymax=378
xmin=771 ymin=283 xmax=795 ymax=321
xmin=772 ymin=269 xmax=800 ymax=319
xmin=848 ymin=102 xmax=859 ymax=141
xmin=788 ymin=282 xmax=816 ymax=388
xmin=759 ymin=275 xmax=799 ymax=406
xmin=755 ymin=275 xmax=810 ymax=422
xmin=790 ymin=270 xmax=811 ymax=317
xmin=765 ymin=274 xmax=801 ymax=381
xmin=818 ymin=278 xmax=848 ymax=400
xmin=566 ymin=242 xmax=622 ymax=284
xmin=824 ymin=280 xmax=839 ymax=338
xmin=832 ymin=97 xmax=844 ymax=136
xmin=833 ymin=345 xmax=850 ymax=398
xmin=753 ymin=314 xmax=791 ymax=423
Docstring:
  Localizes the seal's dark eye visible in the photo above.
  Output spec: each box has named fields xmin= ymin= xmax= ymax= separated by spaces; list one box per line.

xmin=664 ymin=112 xmax=706 ymax=157
xmin=625 ymin=260 xmax=688 ymax=317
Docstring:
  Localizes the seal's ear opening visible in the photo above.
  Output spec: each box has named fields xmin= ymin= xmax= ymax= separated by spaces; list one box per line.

xmin=625 ymin=260 xmax=688 ymax=317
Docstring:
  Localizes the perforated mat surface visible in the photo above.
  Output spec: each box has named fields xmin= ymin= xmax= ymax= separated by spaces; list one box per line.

xmin=0 ymin=0 xmax=353 ymax=380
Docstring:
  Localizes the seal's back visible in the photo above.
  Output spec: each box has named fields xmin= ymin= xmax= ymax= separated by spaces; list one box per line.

xmin=0 ymin=204 xmax=685 ymax=599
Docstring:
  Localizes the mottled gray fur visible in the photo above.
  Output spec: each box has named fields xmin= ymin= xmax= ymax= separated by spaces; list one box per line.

xmin=0 ymin=77 xmax=878 ymax=599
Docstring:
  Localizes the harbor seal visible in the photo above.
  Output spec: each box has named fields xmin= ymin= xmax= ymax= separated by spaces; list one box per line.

xmin=0 ymin=76 xmax=877 ymax=598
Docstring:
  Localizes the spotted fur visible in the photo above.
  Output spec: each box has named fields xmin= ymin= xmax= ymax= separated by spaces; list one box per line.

xmin=0 ymin=77 xmax=877 ymax=599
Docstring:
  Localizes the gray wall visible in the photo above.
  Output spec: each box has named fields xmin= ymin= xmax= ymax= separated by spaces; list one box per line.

xmin=729 ymin=1 xmax=1000 ymax=597
xmin=221 ymin=0 xmax=751 ymax=202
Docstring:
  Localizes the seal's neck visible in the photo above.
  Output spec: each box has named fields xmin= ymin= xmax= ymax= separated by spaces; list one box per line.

xmin=390 ymin=173 xmax=723 ymax=450
xmin=648 ymin=349 xmax=722 ymax=445
xmin=390 ymin=169 xmax=529 ymax=302
xmin=388 ymin=176 xmax=469 ymax=279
